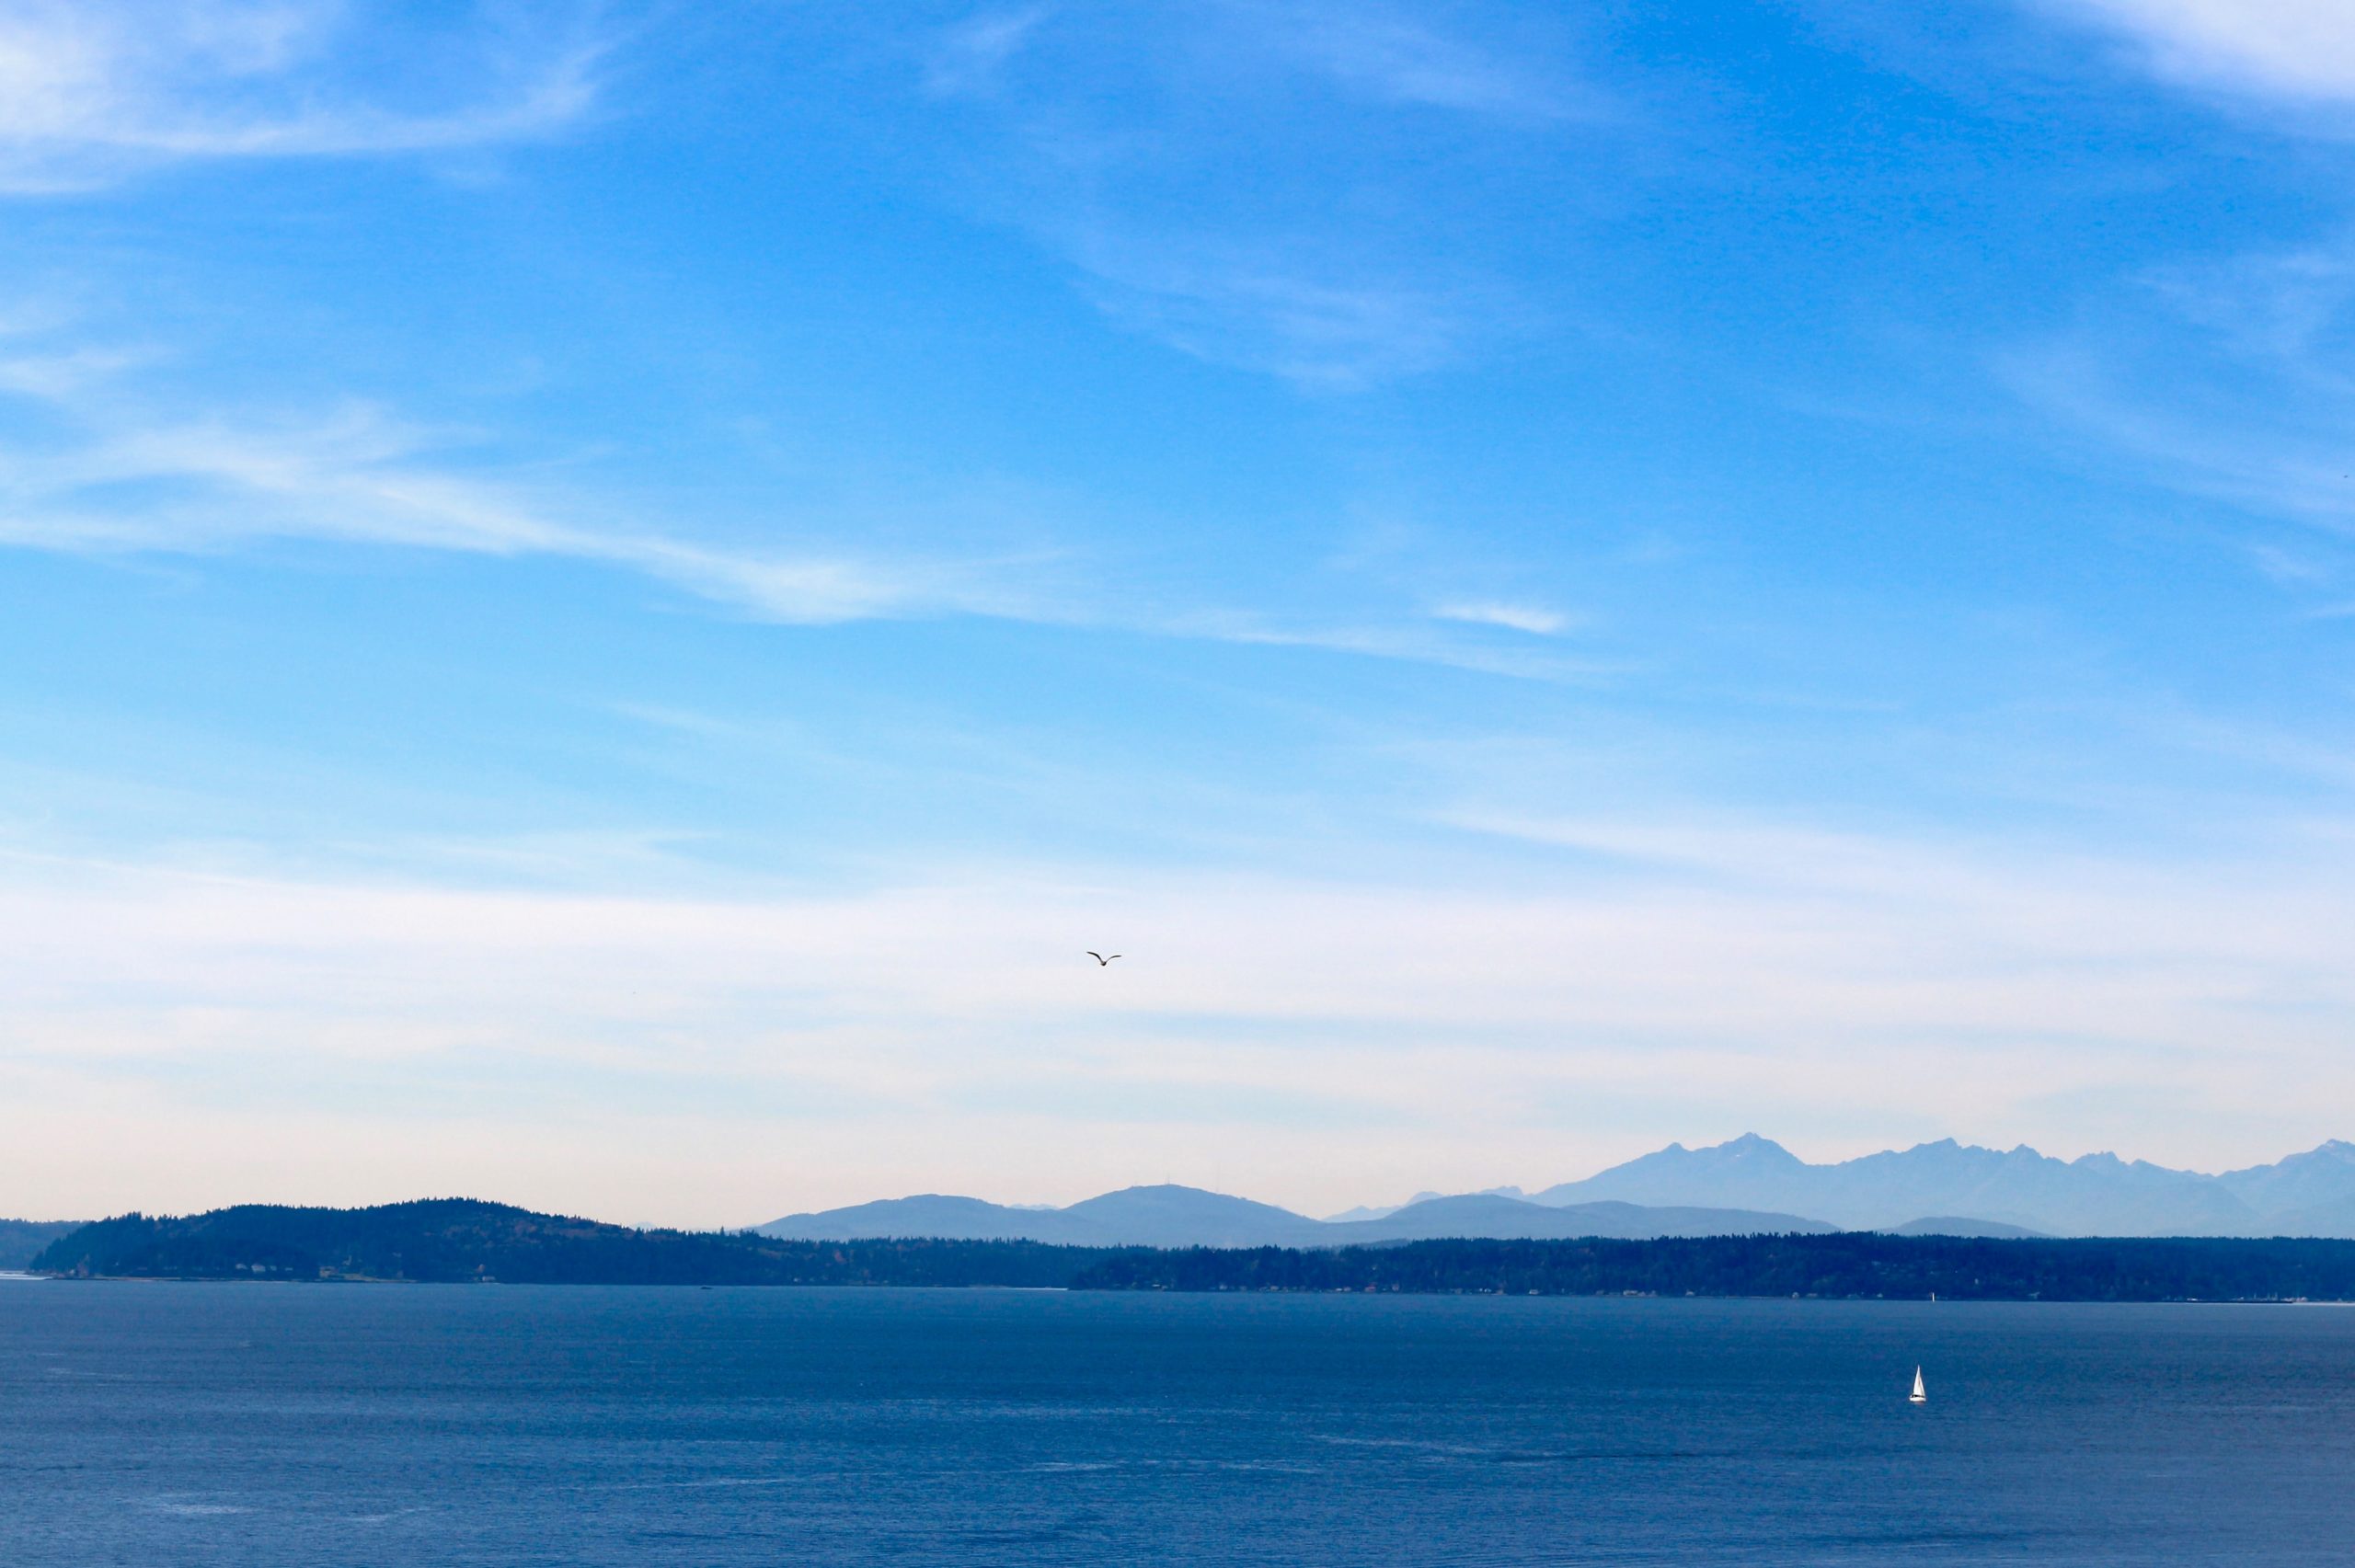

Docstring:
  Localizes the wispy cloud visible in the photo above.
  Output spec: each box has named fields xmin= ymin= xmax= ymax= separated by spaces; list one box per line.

xmin=2004 ymin=338 xmax=2355 ymax=528
xmin=927 ymin=2 xmax=1593 ymax=120
xmin=10 ymin=420 xmax=1037 ymax=625
xmin=1162 ymin=607 xmax=1612 ymax=681
xmin=0 ymin=0 xmax=606 ymax=190
xmin=1070 ymin=232 xmax=1485 ymax=389
xmin=0 ymin=337 xmax=1042 ymax=623
xmin=1995 ymin=236 xmax=2355 ymax=579
xmin=0 ymin=320 xmax=1609 ymax=670
xmin=1432 ymin=600 xmax=1572 ymax=635
xmin=2039 ymin=0 xmax=2355 ymax=107
xmin=923 ymin=6 xmax=1051 ymax=98
xmin=913 ymin=3 xmax=1595 ymax=388
xmin=1234 ymin=0 xmax=1598 ymax=121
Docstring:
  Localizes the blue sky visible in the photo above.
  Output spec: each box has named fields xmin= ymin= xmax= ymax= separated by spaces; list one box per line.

xmin=6 ymin=1 xmax=2355 ymax=1224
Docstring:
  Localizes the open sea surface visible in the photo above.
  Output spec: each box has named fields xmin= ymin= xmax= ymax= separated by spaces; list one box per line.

xmin=3 ymin=1279 xmax=2349 ymax=1564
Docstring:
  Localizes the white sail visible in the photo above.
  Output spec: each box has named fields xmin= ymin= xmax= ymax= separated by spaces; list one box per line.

xmin=1909 ymin=1368 xmax=1926 ymax=1403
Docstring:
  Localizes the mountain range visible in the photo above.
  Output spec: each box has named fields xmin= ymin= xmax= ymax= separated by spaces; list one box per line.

xmin=757 ymin=1185 xmax=1834 ymax=1248
xmin=759 ymin=1136 xmax=2355 ymax=1246
xmin=1530 ymin=1134 xmax=2355 ymax=1237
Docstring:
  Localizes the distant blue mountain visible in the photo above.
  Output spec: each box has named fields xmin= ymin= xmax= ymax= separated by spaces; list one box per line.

xmin=1878 ymin=1216 xmax=2047 ymax=1240
xmin=754 ymin=1194 xmax=1111 ymax=1244
xmin=1528 ymin=1135 xmax=2355 ymax=1237
xmin=1324 ymin=1194 xmax=1834 ymax=1242
xmin=2217 ymin=1140 xmax=2355 ymax=1223
xmin=1057 ymin=1185 xmax=1333 ymax=1248
xmin=760 ymin=1185 xmax=1330 ymax=1248
xmin=761 ymin=1184 xmax=1832 ymax=1247
xmin=761 ymin=1137 xmax=2355 ymax=1246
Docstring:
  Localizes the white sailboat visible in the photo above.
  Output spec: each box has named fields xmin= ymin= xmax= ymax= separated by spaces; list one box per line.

xmin=1909 ymin=1367 xmax=1927 ymax=1404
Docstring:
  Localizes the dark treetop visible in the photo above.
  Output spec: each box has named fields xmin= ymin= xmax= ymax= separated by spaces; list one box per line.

xmin=27 ymin=1200 xmax=2355 ymax=1299
xmin=1066 ymin=1234 xmax=2355 ymax=1300
xmin=29 ymin=1200 xmax=1126 ymax=1288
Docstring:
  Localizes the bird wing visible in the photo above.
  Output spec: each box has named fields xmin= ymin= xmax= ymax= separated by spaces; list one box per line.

xmin=1086 ymin=952 xmax=1105 ymax=962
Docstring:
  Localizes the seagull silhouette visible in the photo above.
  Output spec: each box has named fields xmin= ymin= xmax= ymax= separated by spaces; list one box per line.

xmin=1086 ymin=952 xmax=1122 ymax=966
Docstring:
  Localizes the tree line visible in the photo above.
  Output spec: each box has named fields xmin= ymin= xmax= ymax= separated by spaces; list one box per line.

xmin=31 ymin=1200 xmax=2355 ymax=1299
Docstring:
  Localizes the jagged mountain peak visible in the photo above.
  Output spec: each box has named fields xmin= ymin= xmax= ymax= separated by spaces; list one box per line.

xmin=1531 ymin=1135 xmax=2353 ymax=1236
xmin=1646 ymin=1133 xmax=1806 ymax=1167
xmin=2272 ymin=1139 xmax=2355 ymax=1163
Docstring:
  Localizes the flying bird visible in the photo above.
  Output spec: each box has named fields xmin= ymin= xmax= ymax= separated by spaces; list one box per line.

xmin=1086 ymin=952 xmax=1122 ymax=966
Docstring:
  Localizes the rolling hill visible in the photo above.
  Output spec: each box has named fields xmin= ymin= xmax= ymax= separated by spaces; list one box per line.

xmin=759 ymin=1184 xmax=1833 ymax=1246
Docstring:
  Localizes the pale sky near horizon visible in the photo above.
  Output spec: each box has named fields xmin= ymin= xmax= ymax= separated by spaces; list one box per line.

xmin=6 ymin=1 xmax=2355 ymax=1227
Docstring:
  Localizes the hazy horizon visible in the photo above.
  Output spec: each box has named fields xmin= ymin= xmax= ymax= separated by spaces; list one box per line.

xmin=7 ymin=2 xmax=2355 ymax=1230
xmin=13 ymin=1129 xmax=2355 ymax=1235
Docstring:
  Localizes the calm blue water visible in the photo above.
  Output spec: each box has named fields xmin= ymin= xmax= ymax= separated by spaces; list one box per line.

xmin=3 ymin=1282 xmax=2349 ymax=1564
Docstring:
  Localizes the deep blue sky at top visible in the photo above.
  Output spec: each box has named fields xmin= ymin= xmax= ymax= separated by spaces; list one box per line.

xmin=5 ymin=0 xmax=2346 ymax=876
xmin=6 ymin=1 xmax=2355 ymax=1215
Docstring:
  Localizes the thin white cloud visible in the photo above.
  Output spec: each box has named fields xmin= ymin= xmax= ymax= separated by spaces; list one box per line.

xmin=1993 ymin=236 xmax=2355 ymax=576
xmin=918 ymin=4 xmax=1583 ymax=389
xmin=1432 ymin=600 xmax=1572 ymax=635
xmin=1162 ymin=607 xmax=1613 ymax=681
xmin=0 ymin=325 xmax=1602 ymax=668
xmin=928 ymin=2 xmax=1594 ymax=120
xmin=1072 ymin=239 xmax=1477 ymax=390
xmin=1238 ymin=0 xmax=1596 ymax=121
xmin=2004 ymin=341 xmax=2355 ymax=523
xmin=0 ymin=320 xmax=1045 ymax=621
xmin=924 ymin=6 xmax=1051 ymax=98
xmin=2000 ymin=341 xmax=2355 ymax=537
xmin=2042 ymin=0 xmax=2355 ymax=105
xmin=0 ymin=0 xmax=604 ymax=190
xmin=0 ymin=398 xmax=1033 ymax=624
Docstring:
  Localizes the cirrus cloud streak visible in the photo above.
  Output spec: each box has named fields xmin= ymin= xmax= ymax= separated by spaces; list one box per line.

xmin=0 ymin=0 xmax=607 ymax=191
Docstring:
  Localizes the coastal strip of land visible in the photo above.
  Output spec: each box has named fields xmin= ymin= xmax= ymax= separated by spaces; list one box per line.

xmin=23 ymin=1199 xmax=2355 ymax=1301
